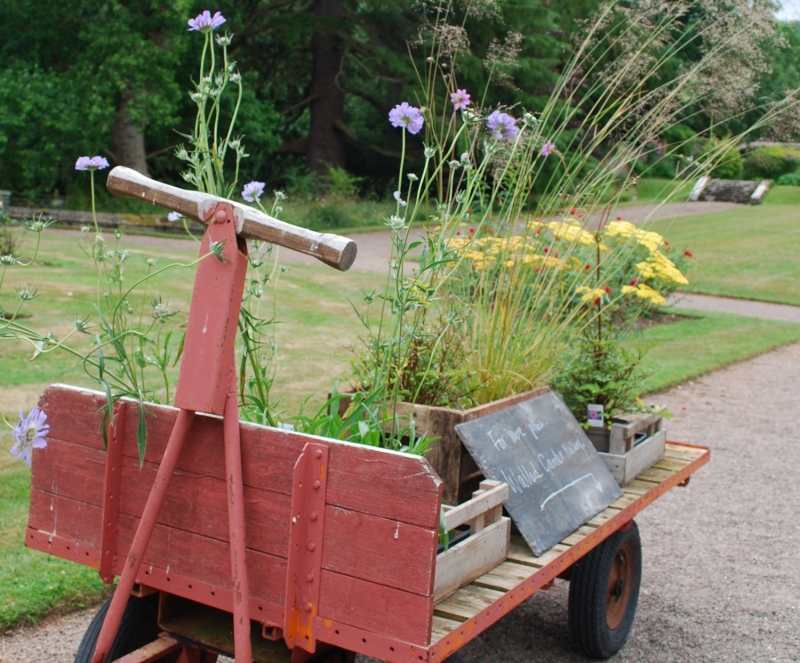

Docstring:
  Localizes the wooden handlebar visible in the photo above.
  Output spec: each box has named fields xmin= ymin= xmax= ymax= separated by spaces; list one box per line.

xmin=106 ymin=166 xmax=357 ymax=271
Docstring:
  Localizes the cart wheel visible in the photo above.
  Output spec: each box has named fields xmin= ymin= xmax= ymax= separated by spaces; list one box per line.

xmin=568 ymin=520 xmax=641 ymax=659
xmin=74 ymin=593 xmax=181 ymax=663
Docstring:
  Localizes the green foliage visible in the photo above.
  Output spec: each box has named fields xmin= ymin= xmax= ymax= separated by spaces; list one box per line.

xmin=743 ymin=146 xmax=800 ymax=180
xmin=553 ymin=339 xmax=653 ymax=427
xmin=702 ymin=138 xmax=744 ymax=180
xmin=290 ymin=386 xmax=434 ymax=455
xmin=0 ymin=455 xmax=111 ymax=632
xmin=775 ymin=172 xmax=800 ymax=186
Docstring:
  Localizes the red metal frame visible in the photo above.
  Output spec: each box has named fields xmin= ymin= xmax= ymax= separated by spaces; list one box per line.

xmin=284 ymin=442 xmax=330 ymax=653
xmin=90 ymin=203 xmax=254 ymax=663
xmin=100 ymin=401 xmax=126 ymax=584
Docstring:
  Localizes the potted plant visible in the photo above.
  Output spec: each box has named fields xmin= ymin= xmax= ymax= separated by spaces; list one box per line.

xmin=551 ymin=218 xmax=691 ymax=484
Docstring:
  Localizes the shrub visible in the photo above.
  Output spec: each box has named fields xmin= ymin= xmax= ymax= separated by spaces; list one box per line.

xmin=701 ymin=138 xmax=743 ymax=179
xmin=775 ymin=172 xmax=800 ymax=186
xmin=743 ymin=146 xmax=800 ymax=180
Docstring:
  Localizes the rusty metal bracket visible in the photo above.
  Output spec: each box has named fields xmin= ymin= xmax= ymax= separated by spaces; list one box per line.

xmin=99 ymin=401 xmax=127 ymax=584
xmin=678 ymin=477 xmax=691 ymax=488
xmin=284 ymin=442 xmax=329 ymax=654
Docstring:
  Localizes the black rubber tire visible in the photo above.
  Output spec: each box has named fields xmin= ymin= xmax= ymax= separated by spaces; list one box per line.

xmin=74 ymin=593 xmax=180 ymax=663
xmin=568 ymin=521 xmax=642 ymax=659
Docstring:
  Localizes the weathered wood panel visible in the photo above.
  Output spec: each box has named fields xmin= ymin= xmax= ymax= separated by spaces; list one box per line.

xmin=30 ymin=384 xmax=443 ymax=646
xmin=318 ymin=570 xmax=434 ymax=646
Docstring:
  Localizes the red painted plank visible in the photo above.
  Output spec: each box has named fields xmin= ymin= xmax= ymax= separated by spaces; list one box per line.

xmin=33 ymin=436 xmax=292 ymax=557
xmin=31 ymin=438 xmax=439 ymax=598
xmin=318 ymin=570 xmax=434 ymax=647
xmin=322 ymin=505 xmax=437 ymax=596
xmin=28 ymin=488 xmax=103 ymax=548
xmin=38 ymin=385 xmax=443 ymax=528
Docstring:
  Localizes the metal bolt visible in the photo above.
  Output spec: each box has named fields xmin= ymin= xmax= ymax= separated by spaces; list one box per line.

xmin=315 ymin=449 xmax=322 ymax=458
xmin=310 ymin=511 xmax=318 ymax=521
xmin=306 ymin=573 xmax=314 ymax=582
xmin=313 ymin=480 xmax=321 ymax=490
xmin=214 ymin=209 xmax=227 ymax=224
xmin=307 ymin=542 xmax=316 ymax=551
xmin=304 ymin=602 xmax=312 ymax=613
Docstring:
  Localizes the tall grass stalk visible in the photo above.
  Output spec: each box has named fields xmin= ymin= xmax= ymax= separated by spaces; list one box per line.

xmin=353 ymin=0 xmax=800 ymax=410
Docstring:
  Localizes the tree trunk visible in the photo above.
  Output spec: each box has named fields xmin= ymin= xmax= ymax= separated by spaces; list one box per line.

xmin=111 ymin=91 xmax=150 ymax=177
xmin=307 ymin=0 xmax=346 ymax=176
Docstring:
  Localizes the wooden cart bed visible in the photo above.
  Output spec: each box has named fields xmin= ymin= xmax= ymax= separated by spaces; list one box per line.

xmin=427 ymin=443 xmax=708 ymax=662
xmin=25 ymin=385 xmax=708 ymax=663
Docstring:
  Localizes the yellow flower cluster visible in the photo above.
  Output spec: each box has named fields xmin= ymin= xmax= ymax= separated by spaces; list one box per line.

xmin=603 ymin=221 xmax=664 ymax=253
xmin=576 ymin=285 xmax=606 ymax=303
xmin=530 ymin=218 xmax=596 ymax=246
xmin=621 ymin=283 xmax=666 ymax=306
xmin=635 ymin=251 xmax=689 ymax=285
xmin=451 ymin=235 xmax=567 ymax=272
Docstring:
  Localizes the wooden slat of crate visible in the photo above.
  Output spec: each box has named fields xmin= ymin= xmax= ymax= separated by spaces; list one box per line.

xmin=653 ymin=456 xmax=692 ymax=472
xmin=507 ymin=537 xmax=571 ymax=568
xmin=635 ymin=466 xmax=675 ymax=485
xmin=434 ymin=585 xmax=506 ymax=622
xmin=30 ymin=385 xmax=442 ymax=647
xmin=561 ymin=525 xmax=597 ymax=547
xmin=430 ymin=616 xmax=463 ymax=641
xmin=434 ymin=517 xmax=510 ymax=603
xmin=471 ymin=561 xmax=537 ymax=592
xmin=587 ymin=506 xmax=623 ymax=527
xmin=664 ymin=443 xmax=704 ymax=462
xmin=608 ymin=493 xmax=638 ymax=510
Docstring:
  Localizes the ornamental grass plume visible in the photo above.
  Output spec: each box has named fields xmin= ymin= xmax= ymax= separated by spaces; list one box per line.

xmin=351 ymin=0 xmax=799 ymax=413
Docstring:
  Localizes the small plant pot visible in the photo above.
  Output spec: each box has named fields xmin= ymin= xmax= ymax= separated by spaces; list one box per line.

xmin=589 ymin=414 xmax=666 ymax=486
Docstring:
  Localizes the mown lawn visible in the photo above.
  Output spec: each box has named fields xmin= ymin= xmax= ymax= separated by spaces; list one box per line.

xmin=648 ymin=195 xmax=800 ymax=306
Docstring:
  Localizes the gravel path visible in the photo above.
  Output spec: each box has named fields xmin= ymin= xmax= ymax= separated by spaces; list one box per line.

xmin=3 ymin=341 xmax=799 ymax=662
xmin=666 ymin=292 xmax=800 ymax=323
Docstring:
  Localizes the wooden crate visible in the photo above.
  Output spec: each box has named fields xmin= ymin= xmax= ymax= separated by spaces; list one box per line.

xmin=393 ymin=387 xmax=550 ymax=505
xmin=434 ymin=480 xmax=510 ymax=603
xmin=588 ymin=413 xmax=666 ymax=486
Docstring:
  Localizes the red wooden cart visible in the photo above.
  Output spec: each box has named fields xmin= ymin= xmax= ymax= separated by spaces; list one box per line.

xmin=24 ymin=170 xmax=710 ymax=663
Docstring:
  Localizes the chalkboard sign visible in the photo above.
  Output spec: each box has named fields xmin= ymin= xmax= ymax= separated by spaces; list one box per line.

xmin=455 ymin=391 xmax=622 ymax=556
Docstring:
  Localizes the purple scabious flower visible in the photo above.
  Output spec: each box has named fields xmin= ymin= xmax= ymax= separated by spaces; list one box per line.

xmin=188 ymin=10 xmax=226 ymax=32
xmin=450 ymin=89 xmax=471 ymax=111
xmin=168 ymin=211 xmax=183 ymax=222
xmin=242 ymin=181 xmax=265 ymax=203
xmin=487 ymin=111 xmax=519 ymax=141
xmin=75 ymin=155 xmax=110 ymax=171
xmin=389 ymin=103 xmax=425 ymax=135
xmin=10 ymin=408 xmax=49 ymax=466
xmin=541 ymin=140 xmax=555 ymax=157
xmin=393 ymin=191 xmax=407 ymax=207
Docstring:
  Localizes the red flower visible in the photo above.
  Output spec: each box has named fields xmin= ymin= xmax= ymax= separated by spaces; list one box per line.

xmin=543 ymin=246 xmax=549 ymax=253
xmin=570 ymin=207 xmax=576 ymax=214
xmin=664 ymin=240 xmax=670 ymax=246
xmin=684 ymin=250 xmax=693 ymax=257
xmin=594 ymin=298 xmax=600 ymax=306
xmin=469 ymin=227 xmax=475 ymax=233
xmin=605 ymin=286 xmax=611 ymax=294
xmin=630 ymin=278 xmax=638 ymax=286
xmin=616 ymin=216 xmax=622 ymax=220
xmin=456 ymin=231 xmax=461 ymax=236
xmin=585 ymin=264 xmax=592 ymax=271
